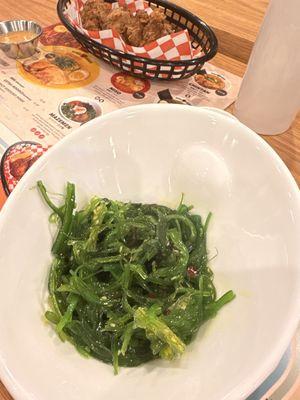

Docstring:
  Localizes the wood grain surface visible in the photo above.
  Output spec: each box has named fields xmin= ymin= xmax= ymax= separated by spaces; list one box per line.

xmin=0 ymin=0 xmax=299 ymax=398
xmin=173 ymin=0 xmax=270 ymax=63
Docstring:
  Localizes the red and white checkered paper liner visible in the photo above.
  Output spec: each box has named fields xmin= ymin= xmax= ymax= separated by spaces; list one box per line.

xmin=3 ymin=143 xmax=49 ymax=193
xmin=65 ymin=0 xmax=204 ymax=75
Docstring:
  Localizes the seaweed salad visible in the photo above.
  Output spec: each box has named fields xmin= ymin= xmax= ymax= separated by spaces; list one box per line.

xmin=38 ymin=181 xmax=235 ymax=374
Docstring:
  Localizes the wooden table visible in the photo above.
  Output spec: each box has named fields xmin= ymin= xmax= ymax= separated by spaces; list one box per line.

xmin=0 ymin=1 xmax=299 ymax=399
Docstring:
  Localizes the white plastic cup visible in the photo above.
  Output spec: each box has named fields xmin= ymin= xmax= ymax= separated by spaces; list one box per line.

xmin=234 ymin=0 xmax=300 ymax=135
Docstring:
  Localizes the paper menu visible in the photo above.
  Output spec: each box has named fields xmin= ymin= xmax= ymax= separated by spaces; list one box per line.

xmin=0 ymin=24 xmax=241 ymax=144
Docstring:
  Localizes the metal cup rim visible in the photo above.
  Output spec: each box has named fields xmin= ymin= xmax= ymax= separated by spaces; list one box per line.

xmin=0 ymin=20 xmax=42 ymax=45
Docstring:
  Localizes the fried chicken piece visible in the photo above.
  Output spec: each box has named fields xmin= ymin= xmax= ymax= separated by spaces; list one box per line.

xmin=141 ymin=8 xmax=175 ymax=45
xmin=103 ymin=8 xmax=145 ymax=46
xmin=81 ymin=0 xmax=110 ymax=30
xmin=103 ymin=8 xmax=132 ymax=35
xmin=80 ymin=2 xmax=176 ymax=47
xmin=9 ymin=153 xmax=41 ymax=180
xmin=9 ymin=156 xmax=31 ymax=180
xmin=136 ymin=10 xmax=150 ymax=26
xmin=122 ymin=10 xmax=150 ymax=47
xmin=126 ymin=24 xmax=143 ymax=47
xmin=124 ymin=15 xmax=144 ymax=46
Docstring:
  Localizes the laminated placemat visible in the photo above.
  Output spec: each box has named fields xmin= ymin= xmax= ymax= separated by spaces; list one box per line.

xmin=0 ymin=22 xmax=241 ymax=166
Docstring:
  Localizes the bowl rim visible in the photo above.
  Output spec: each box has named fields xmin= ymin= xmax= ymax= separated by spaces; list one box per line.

xmin=0 ymin=104 xmax=299 ymax=400
xmin=0 ymin=20 xmax=42 ymax=44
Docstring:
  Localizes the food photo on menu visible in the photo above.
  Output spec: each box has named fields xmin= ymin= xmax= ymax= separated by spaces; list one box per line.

xmin=0 ymin=1 xmax=299 ymax=400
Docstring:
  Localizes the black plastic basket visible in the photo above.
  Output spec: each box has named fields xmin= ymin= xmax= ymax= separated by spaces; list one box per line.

xmin=57 ymin=0 xmax=218 ymax=80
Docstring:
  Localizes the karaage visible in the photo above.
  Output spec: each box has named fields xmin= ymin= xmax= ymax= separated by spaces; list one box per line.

xmin=80 ymin=1 xmax=177 ymax=47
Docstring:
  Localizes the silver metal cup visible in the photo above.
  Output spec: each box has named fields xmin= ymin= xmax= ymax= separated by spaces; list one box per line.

xmin=0 ymin=20 xmax=42 ymax=59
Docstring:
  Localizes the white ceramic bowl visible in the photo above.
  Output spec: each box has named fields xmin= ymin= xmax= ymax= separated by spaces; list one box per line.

xmin=0 ymin=105 xmax=299 ymax=400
